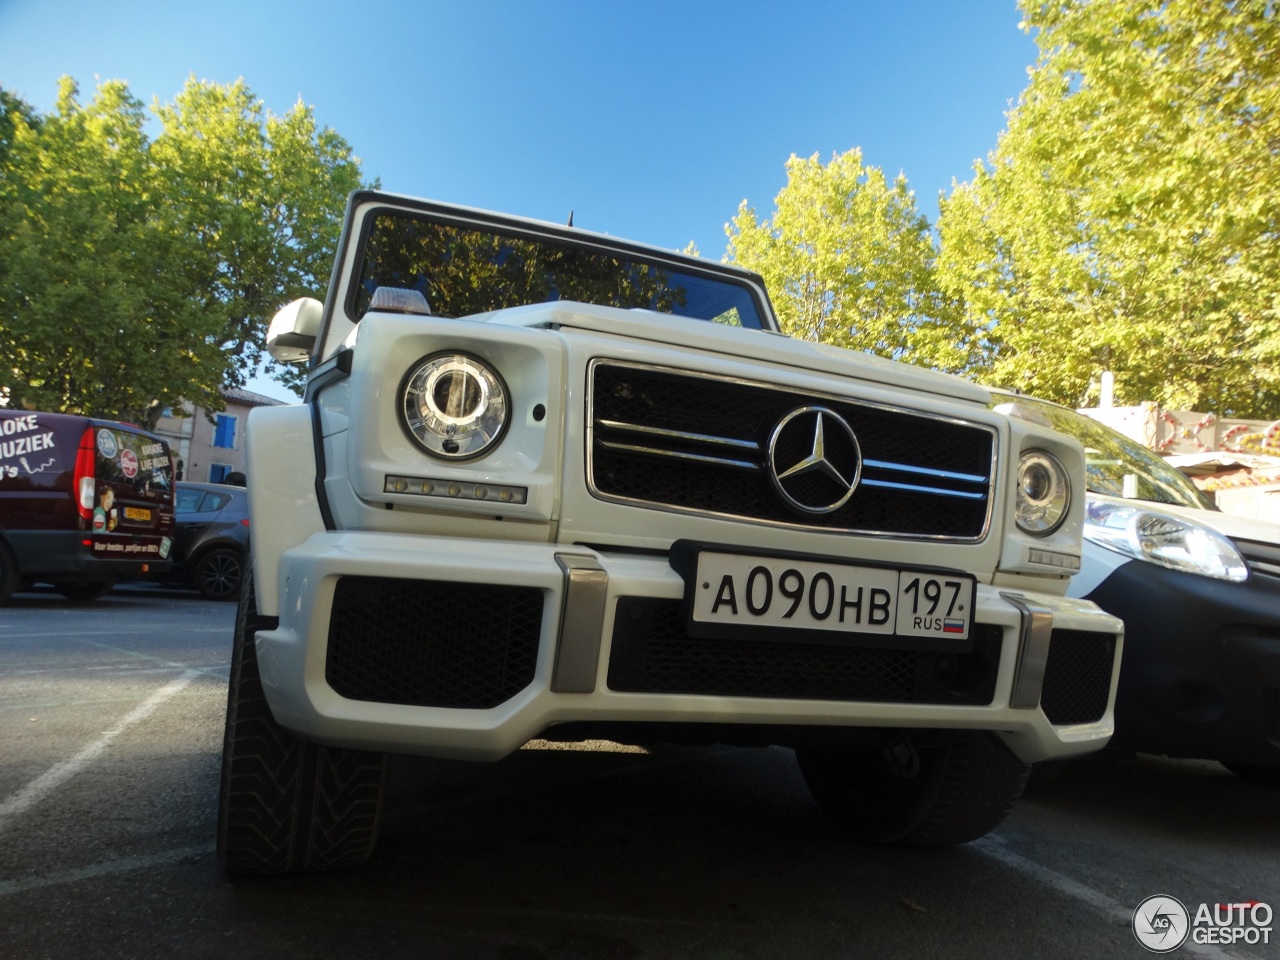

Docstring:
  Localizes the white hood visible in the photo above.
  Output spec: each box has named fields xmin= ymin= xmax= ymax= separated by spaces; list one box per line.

xmin=480 ymin=301 xmax=992 ymax=406
xmin=1085 ymin=491 xmax=1280 ymax=545
xmin=1110 ymin=495 xmax=1280 ymax=546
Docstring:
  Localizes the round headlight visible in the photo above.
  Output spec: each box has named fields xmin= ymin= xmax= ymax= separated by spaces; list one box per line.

xmin=1015 ymin=450 xmax=1070 ymax=536
xmin=399 ymin=353 xmax=510 ymax=460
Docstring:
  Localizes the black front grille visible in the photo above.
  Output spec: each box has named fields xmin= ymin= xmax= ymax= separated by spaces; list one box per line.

xmin=588 ymin=361 xmax=995 ymax=539
xmin=1040 ymin=629 xmax=1116 ymax=725
xmin=607 ymin=597 xmax=1001 ymax=705
xmin=1265 ymin=688 xmax=1280 ymax=744
xmin=1233 ymin=538 xmax=1280 ymax=580
xmin=326 ymin=576 xmax=543 ymax=709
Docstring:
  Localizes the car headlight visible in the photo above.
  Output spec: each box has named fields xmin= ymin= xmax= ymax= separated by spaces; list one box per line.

xmin=1015 ymin=450 xmax=1071 ymax=536
xmin=1084 ymin=500 xmax=1248 ymax=582
xmin=399 ymin=353 xmax=510 ymax=460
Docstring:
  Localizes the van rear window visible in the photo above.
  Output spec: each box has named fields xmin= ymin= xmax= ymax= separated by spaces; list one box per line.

xmin=93 ymin=427 xmax=173 ymax=500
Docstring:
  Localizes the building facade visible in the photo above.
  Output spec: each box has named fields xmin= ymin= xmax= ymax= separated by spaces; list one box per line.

xmin=152 ymin=387 xmax=284 ymax=484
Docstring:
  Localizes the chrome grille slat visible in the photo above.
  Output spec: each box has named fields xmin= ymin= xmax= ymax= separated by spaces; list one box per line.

xmin=859 ymin=477 xmax=988 ymax=500
xmin=588 ymin=360 xmax=997 ymax=541
xmin=595 ymin=419 xmax=762 ymax=452
xmin=598 ymin=440 xmax=760 ymax=471
xmin=861 ymin=458 xmax=989 ymax=485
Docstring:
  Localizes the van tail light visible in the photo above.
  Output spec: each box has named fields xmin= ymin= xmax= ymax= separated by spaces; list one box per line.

xmin=74 ymin=428 xmax=96 ymax=520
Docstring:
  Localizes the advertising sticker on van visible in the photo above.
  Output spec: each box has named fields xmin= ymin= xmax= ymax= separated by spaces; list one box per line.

xmin=96 ymin=428 xmax=119 ymax=459
xmin=0 ymin=414 xmax=60 ymax=480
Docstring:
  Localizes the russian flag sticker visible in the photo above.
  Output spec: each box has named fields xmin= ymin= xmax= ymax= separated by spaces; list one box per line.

xmin=943 ymin=619 xmax=966 ymax=634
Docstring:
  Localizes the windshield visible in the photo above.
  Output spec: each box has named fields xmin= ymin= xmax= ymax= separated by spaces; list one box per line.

xmin=996 ymin=396 xmax=1212 ymax=509
xmin=349 ymin=210 xmax=767 ymax=329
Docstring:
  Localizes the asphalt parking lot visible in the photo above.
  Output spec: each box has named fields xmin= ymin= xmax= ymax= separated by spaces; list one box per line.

xmin=1 ymin=583 xmax=1277 ymax=959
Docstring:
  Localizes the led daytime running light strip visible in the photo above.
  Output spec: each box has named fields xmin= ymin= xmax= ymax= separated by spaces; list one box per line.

xmin=384 ymin=474 xmax=528 ymax=505
xmin=1028 ymin=548 xmax=1081 ymax=571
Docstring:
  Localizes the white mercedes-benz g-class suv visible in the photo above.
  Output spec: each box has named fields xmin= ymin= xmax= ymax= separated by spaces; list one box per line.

xmin=217 ymin=191 xmax=1123 ymax=875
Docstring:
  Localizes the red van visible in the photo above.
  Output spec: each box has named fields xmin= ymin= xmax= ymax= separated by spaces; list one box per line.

xmin=0 ymin=411 xmax=176 ymax=602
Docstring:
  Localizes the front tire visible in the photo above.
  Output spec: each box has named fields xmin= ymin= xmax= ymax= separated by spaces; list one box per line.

xmin=796 ymin=730 xmax=1029 ymax=846
xmin=217 ymin=562 xmax=388 ymax=876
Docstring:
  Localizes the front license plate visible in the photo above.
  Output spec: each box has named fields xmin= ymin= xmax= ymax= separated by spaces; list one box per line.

xmin=123 ymin=506 xmax=151 ymax=521
xmin=688 ymin=550 xmax=975 ymax=642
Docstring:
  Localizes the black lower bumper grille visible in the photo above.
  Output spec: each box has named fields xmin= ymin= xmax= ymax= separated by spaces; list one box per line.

xmin=326 ymin=576 xmax=543 ymax=709
xmin=1233 ymin=538 xmax=1280 ymax=580
xmin=607 ymin=598 xmax=1001 ymax=705
xmin=1040 ymin=629 xmax=1116 ymax=725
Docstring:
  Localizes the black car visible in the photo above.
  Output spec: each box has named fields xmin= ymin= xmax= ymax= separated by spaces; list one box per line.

xmin=997 ymin=395 xmax=1280 ymax=786
xmin=171 ymin=481 xmax=249 ymax=601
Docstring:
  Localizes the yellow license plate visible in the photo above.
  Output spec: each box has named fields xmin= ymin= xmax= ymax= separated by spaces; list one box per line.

xmin=123 ymin=507 xmax=151 ymax=521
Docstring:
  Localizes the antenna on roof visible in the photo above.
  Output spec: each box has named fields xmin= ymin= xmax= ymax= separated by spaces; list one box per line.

xmin=567 ymin=211 xmax=574 ymax=227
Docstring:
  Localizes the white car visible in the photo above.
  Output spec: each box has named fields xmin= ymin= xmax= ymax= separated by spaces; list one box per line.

xmin=216 ymin=192 xmax=1123 ymax=874
xmin=999 ymin=395 xmax=1280 ymax=786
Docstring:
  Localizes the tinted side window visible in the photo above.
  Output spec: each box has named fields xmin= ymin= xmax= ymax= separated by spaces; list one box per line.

xmin=201 ymin=492 xmax=231 ymax=512
xmin=176 ymin=487 xmax=205 ymax=512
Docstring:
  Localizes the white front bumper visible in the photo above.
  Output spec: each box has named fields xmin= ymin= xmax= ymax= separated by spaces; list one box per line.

xmin=254 ymin=531 xmax=1122 ymax=764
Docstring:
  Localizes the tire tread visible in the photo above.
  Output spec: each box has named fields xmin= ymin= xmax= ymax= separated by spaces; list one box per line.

xmin=797 ymin=731 xmax=1028 ymax=847
xmin=217 ymin=564 xmax=387 ymax=876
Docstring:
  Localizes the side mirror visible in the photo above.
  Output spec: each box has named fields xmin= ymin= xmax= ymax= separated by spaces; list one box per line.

xmin=266 ymin=298 xmax=324 ymax=363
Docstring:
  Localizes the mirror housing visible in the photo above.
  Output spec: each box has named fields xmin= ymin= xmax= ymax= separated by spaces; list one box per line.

xmin=266 ymin=298 xmax=324 ymax=363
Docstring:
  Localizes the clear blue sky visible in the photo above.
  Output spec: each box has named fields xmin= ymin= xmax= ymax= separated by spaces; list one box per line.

xmin=0 ymin=0 xmax=1038 ymax=398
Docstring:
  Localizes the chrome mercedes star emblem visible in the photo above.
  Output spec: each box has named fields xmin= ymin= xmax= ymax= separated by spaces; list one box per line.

xmin=767 ymin=406 xmax=861 ymax=514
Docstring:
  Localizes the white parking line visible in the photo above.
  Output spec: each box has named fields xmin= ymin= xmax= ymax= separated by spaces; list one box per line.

xmin=973 ymin=837 xmax=1246 ymax=960
xmin=0 ymin=670 xmax=200 ymax=831
xmin=0 ymin=637 xmax=229 ymax=681
xmin=70 ymin=638 xmax=229 ymax=678
xmin=0 ymin=844 xmax=215 ymax=898
xmin=0 ymin=628 xmax=229 ymax=640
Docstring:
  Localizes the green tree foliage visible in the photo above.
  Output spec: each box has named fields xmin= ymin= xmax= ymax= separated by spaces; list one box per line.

xmin=0 ymin=79 xmax=176 ymax=423
xmin=725 ymin=149 xmax=978 ymax=373
xmin=938 ymin=0 xmax=1280 ymax=416
xmin=0 ymin=76 xmax=366 ymax=423
xmin=0 ymin=88 xmax=38 ymax=167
